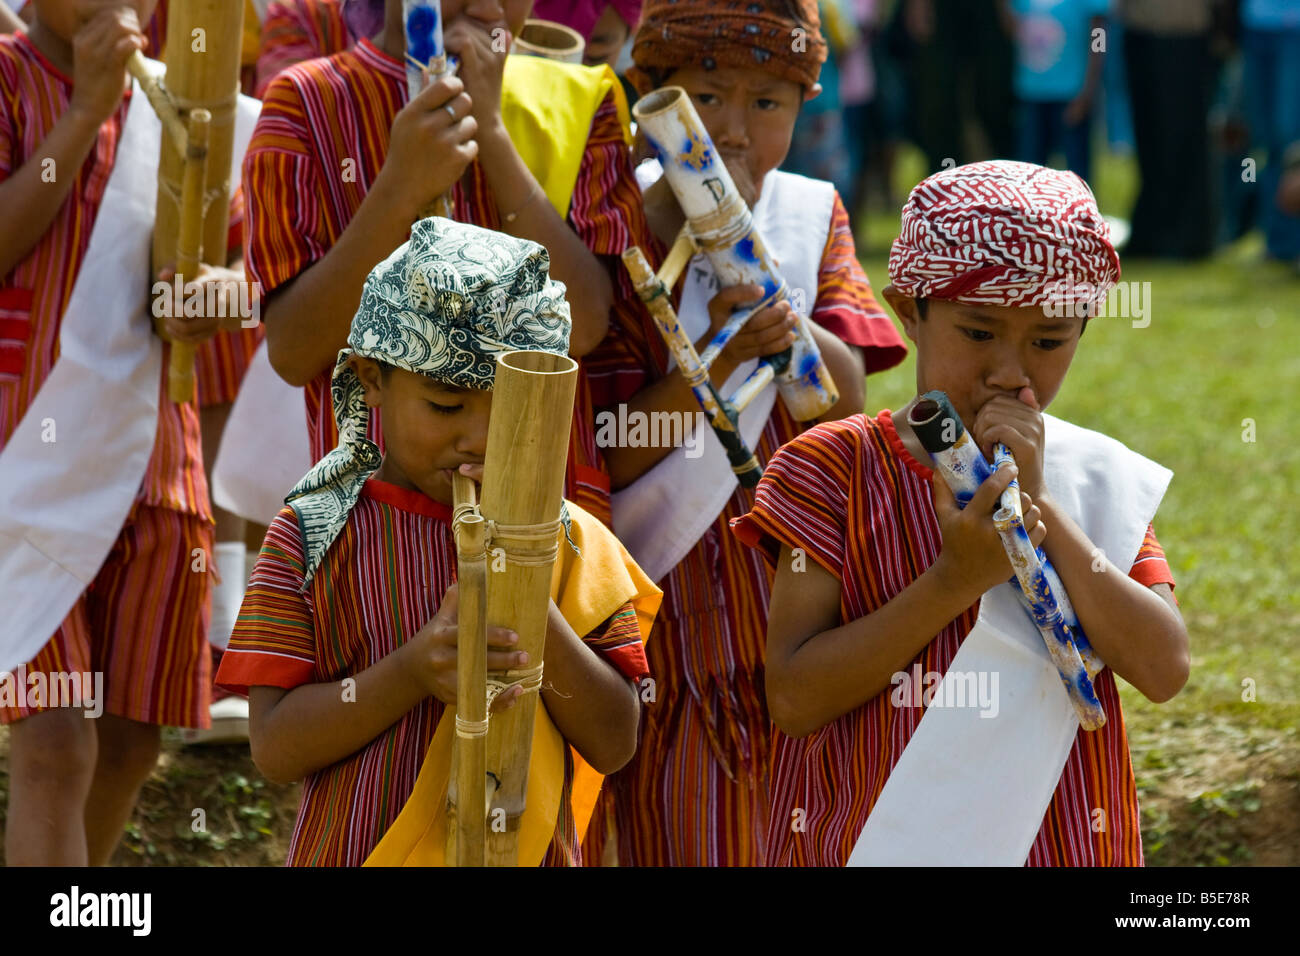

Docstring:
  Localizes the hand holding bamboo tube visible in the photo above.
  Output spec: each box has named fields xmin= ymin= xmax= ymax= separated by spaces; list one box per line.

xmin=403 ymin=0 xmax=456 ymax=219
xmin=908 ymin=391 xmax=1107 ymax=731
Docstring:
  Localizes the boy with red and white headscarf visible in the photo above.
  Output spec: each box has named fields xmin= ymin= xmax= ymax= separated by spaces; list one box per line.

xmin=733 ymin=160 xmax=1189 ymax=866
xmin=585 ymin=0 xmax=906 ymax=866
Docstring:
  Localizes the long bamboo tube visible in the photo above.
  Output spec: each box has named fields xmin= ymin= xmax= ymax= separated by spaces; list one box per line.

xmin=449 ymin=473 xmax=488 ymax=867
xmin=127 ymin=0 xmax=245 ymax=403
xmin=478 ymin=350 xmax=577 ymax=866
xmin=512 ymin=19 xmax=585 ymax=63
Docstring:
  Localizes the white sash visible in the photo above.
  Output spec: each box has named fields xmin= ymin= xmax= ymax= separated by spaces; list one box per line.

xmin=0 ymin=84 xmax=261 ymax=674
xmin=610 ymin=168 xmax=835 ymax=583
xmin=848 ymin=415 xmax=1172 ymax=865
xmin=211 ymin=339 xmax=310 ymax=525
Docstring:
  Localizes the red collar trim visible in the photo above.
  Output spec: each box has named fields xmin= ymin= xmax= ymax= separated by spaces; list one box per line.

xmin=362 ymin=477 xmax=453 ymax=522
xmin=356 ymin=37 xmax=405 ymax=79
xmin=879 ymin=409 xmax=934 ymax=481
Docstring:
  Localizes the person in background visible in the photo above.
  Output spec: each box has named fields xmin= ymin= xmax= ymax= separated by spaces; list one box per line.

xmin=783 ymin=0 xmax=853 ymax=199
xmin=1118 ymin=0 xmax=1217 ymax=258
xmin=1240 ymin=0 xmax=1300 ymax=265
xmin=895 ymin=0 xmax=1016 ymax=172
xmin=531 ymin=0 xmax=641 ymax=69
xmin=1011 ymin=0 xmax=1108 ymax=184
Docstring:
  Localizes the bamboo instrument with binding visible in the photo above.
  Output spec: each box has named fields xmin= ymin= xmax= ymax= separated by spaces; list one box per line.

xmin=907 ymin=391 xmax=1107 ymax=731
xmin=446 ymin=349 xmax=578 ymax=866
xmin=622 ymin=86 xmax=839 ymax=487
xmin=125 ymin=0 xmax=245 ymax=403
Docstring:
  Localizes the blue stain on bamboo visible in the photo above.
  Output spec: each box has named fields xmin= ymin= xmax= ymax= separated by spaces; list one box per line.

xmin=909 ymin=391 xmax=1107 ymax=730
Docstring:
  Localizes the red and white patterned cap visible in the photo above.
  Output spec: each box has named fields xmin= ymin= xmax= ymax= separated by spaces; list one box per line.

xmin=888 ymin=160 xmax=1120 ymax=310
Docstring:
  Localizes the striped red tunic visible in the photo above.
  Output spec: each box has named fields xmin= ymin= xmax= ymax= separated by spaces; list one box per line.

xmin=0 ymin=32 xmax=207 ymax=519
xmin=243 ymin=38 xmax=643 ymax=526
xmin=731 ymin=411 xmax=1176 ymax=866
xmin=583 ymin=194 xmax=907 ymax=865
xmin=216 ymin=478 xmax=649 ymax=866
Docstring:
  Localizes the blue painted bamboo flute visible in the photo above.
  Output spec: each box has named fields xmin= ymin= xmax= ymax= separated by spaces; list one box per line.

xmin=908 ymin=391 xmax=1107 ymax=731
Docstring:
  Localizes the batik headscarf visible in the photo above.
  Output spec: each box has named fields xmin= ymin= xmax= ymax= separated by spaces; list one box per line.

xmin=287 ymin=217 xmax=572 ymax=586
xmin=888 ymin=160 xmax=1121 ymax=311
xmin=628 ymin=0 xmax=826 ymax=95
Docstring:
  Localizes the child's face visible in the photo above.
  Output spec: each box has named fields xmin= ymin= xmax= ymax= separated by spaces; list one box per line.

xmin=35 ymin=0 xmax=157 ymax=41
xmin=885 ymin=290 xmax=1085 ymax=432
xmin=583 ymin=5 xmax=629 ymax=68
xmin=352 ymin=357 xmax=491 ymax=505
xmin=666 ymin=65 xmax=806 ymax=207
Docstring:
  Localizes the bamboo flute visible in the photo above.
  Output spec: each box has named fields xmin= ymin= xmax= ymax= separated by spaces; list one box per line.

xmin=908 ymin=391 xmax=1107 ymax=731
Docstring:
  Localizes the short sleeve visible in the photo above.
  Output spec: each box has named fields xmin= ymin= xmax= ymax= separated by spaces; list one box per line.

xmin=810 ymin=192 xmax=908 ymax=373
xmin=1128 ymin=523 xmax=1176 ymax=591
xmin=216 ymin=507 xmax=318 ymax=695
xmin=580 ymin=600 xmax=650 ymax=682
xmin=242 ymin=73 xmax=331 ymax=298
xmin=730 ymin=418 xmax=860 ymax=579
xmin=0 ymin=59 xmax=15 ymax=181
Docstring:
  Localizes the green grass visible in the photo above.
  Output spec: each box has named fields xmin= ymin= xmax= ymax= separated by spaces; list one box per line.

xmin=855 ymin=148 xmax=1300 ymax=863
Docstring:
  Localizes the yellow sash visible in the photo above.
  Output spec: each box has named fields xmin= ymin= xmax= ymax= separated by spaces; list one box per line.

xmin=500 ymin=55 xmax=633 ymax=217
xmin=363 ymin=503 xmax=661 ymax=867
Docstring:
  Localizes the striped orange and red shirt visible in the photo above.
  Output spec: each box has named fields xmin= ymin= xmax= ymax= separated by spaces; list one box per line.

xmin=216 ymin=477 xmax=648 ymax=866
xmin=254 ymin=0 xmax=352 ymax=97
xmin=582 ymin=193 xmax=907 ymax=865
xmin=243 ymin=37 xmax=644 ymax=526
xmin=0 ymin=32 xmax=208 ymax=519
xmin=731 ymin=411 xmax=1175 ymax=866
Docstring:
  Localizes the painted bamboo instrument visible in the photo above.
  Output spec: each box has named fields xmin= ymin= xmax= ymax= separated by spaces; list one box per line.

xmin=512 ymin=18 xmax=585 ymax=63
xmin=126 ymin=0 xmax=245 ymax=403
xmin=446 ymin=350 xmax=578 ymax=866
xmin=907 ymin=391 xmax=1107 ymax=731
xmin=403 ymin=0 xmax=455 ymax=219
xmin=623 ymin=86 xmax=839 ymax=488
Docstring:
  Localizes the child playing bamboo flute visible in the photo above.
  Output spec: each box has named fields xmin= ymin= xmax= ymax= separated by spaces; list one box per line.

xmin=0 ymin=0 xmax=253 ymax=864
xmin=732 ymin=160 xmax=1190 ymax=866
xmin=584 ymin=0 xmax=907 ymax=866
xmin=243 ymin=0 xmax=653 ymax=526
xmin=216 ymin=218 xmax=661 ymax=867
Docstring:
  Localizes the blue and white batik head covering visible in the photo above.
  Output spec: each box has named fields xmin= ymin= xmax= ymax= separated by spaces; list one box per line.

xmin=287 ymin=217 xmax=572 ymax=586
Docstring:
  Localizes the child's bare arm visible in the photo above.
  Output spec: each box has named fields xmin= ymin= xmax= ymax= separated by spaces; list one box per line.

xmin=0 ymin=9 xmax=142 ymax=276
xmin=1034 ymin=500 xmax=1189 ymax=702
xmin=248 ymin=649 xmax=429 ymax=784
xmin=766 ymin=465 xmax=1035 ymax=736
xmin=537 ymin=600 xmax=640 ymax=773
xmin=248 ymin=583 xmax=522 ymax=783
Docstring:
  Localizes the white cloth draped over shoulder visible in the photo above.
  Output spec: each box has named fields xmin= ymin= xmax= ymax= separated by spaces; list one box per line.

xmin=0 ymin=78 xmax=260 ymax=674
xmin=848 ymin=415 xmax=1172 ymax=866
xmin=610 ymin=164 xmax=835 ymax=583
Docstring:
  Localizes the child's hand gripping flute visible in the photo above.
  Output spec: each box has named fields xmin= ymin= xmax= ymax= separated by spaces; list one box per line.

xmin=908 ymin=391 xmax=1108 ymax=731
xmin=621 ymin=86 xmax=839 ymax=487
